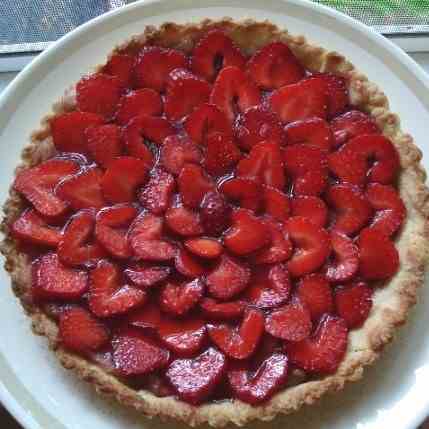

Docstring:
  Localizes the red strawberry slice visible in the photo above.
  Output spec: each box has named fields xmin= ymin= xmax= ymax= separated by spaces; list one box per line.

xmin=234 ymin=106 xmax=285 ymax=150
xmin=160 ymin=279 xmax=204 ymax=316
xmin=204 ymin=132 xmax=241 ymax=176
xmin=14 ymin=158 xmax=80 ymax=217
xmin=286 ymin=216 xmax=331 ymax=277
xmin=207 ymin=308 xmax=264 ymax=359
xmin=165 ymin=205 xmax=204 ymax=236
xmin=191 ymin=30 xmax=246 ymax=82
xmin=331 ymin=110 xmax=380 ymax=146
xmin=159 ymin=317 xmax=207 ymax=357
xmin=127 ymin=300 xmax=161 ymax=330
xmin=325 ymin=231 xmax=359 ymax=283
xmin=326 ymin=184 xmax=372 ymax=236
xmin=366 ymin=183 xmax=406 ymax=236
xmin=11 ymin=209 xmax=61 ymax=248
xmin=265 ymin=299 xmax=312 ymax=341
xmin=56 ymin=167 xmax=106 ymax=210
xmin=175 ymin=248 xmax=205 ymax=278
xmin=85 ymin=124 xmax=122 ymax=168
xmin=139 ymin=168 xmax=175 ymax=215
xmin=296 ymin=273 xmax=333 ymax=321
xmin=284 ymin=118 xmax=333 ymax=151
xmin=219 ymin=177 xmax=263 ymax=212
xmin=101 ymin=156 xmax=148 ymax=203
xmin=200 ymin=298 xmax=244 ymax=321
xmin=245 ymin=264 xmax=291 ymax=309
xmin=178 ymin=163 xmax=214 ymax=209
xmin=185 ymin=238 xmax=223 ymax=259
xmin=358 ymin=228 xmax=399 ymax=280
xmin=103 ymin=53 xmax=135 ymax=87
xmin=59 ymin=307 xmax=109 ymax=353
xmin=51 ymin=111 xmax=104 ymax=154
xmin=166 ymin=347 xmax=226 ymax=405
xmin=313 ymin=73 xmax=348 ymax=118
xmin=124 ymin=265 xmax=171 ymax=288
xmin=184 ymin=103 xmax=232 ymax=145
xmin=95 ymin=204 xmax=137 ymax=259
xmin=206 ymin=254 xmax=251 ymax=300
xmin=237 ymin=140 xmax=285 ymax=190
xmin=160 ymin=134 xmax=203 ymax=176
xmin=290 ymin=196 xmax=328 ymax=228
xmin=210 ymin=66 xmax=261 ymax=123
xmin=58 ymin=209 xmax=106 ymax=267
xmin=228 ymin=353 xmax=288 ymax=405
xmin=263 ymin=186 xmax=290 ymax=222
xmin=200 ymin=191 xmax=231 ymax=235
xmin=270 ymin=78 xmax=328 ymax=123
xmin=115 ymin=89 xmax=163 ymax=125
xmin=32 ymin=253 xmax=88 ymax=301
xmin=165 ymin=68 xmax=211 ymax=121
xmin=335 ymin=282 xmax=373 ymax=328
xmin=285 ymin=314 xmax=348 ymax=373
xmin=134 ymin=46 xmax=187 ymax=91
xmin=112 ymin=327 xmax=169 ymax=376
xmin=89 ymin=260 xmax=146 ymax=318
xmin=224 ymin=209 xmax=270 ymax=256
xmin=248 ymin=42 xmax=304 ymax=89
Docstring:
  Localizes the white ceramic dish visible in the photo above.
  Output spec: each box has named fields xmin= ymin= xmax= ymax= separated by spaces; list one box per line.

xmin=1 ymin=1 xmax=429 ymax=428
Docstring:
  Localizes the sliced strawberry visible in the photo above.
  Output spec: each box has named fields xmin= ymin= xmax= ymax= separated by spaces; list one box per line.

xmin=266 ymin=299 xmax=312 ymax=341
xmin=165 ymin=205 xmax=204 ymax=236
xmin=166 ymin=347 xmax=226 ymax=404
xmin=160 ymin=279 xmax=204 ymax=316
xmin=103 ymin=53 xmax=135 ymax=87
xmin=325 ymin=231 xmax=359 ymax=283
xmin=210 ymin=66 xmax=261 ymax=123
xmin=184 ymin=103 xmax=232 ymax=145
xmin=58 ymin=209 xmax=106 ymax=267
xmin=284 ymin=118 xmax=333 ymax=151
xmin=124 ymin=265 xmax=171 ymax=288
xmin=296 ymin=273 xmax=333 ymax=322
xmin=101 ymin=156 xmax=148 ymax=203
xmin=219 ymin=177 xmax=263 ymax=212
xmin=95 ymin=204 xmax=137 ymax=259
xmin=245 ymin=264 xmax=291 ymax=309
xmin=326 ymin=184 xmax=372 ymax=235
xmin=159 ymin=317 xmax=207 ymax=357
xmin=335 ymin=282 xmax=373 ymax=328
xmin=285 ymin=314 xmax=348 ymax=373
xmin=207 ymin=308 xmax=264 ymax=359
xmin=11 ymin=209 xmax=61 ymax=247
xmin=200 ymin=297 xmax=244 ymax=321
xmin=366 ymin=183 xmax=406 ymax=236
xmin=234 ymin=106 xmax=285 ymax=150
xmin=160 ymin=134 xmax=203 ymax=176
xmin=76 ymin=73 xmax=124 ymax=119
xmin=112 ymin=327 xmax=169 ymax=376
xmin=139 ymin=168 xmax=175 ymax=215
xmin=14 ymin=158 xmax=80 ymax=217
xmin=270 ymin=78 xmax=328 ymax=123
xmin=290 ymin=196 xmax=328 ymax=228
xmin=228 ymin=353 xmax=288 ymax=405
xmin=206 ymin=254 xmax=251 ymax=300
xmin=286 ymin=216 xmax=331 ymax=277
xmin=313 ymin=73 xmax=348 ymax=118
xmin=89 ymin=260 xmax=146 ymax=318
xmin=263 ymin=186 xmax=290 ymax=222
xmin=164 ymin=68 xmax=211 ymax=121
xmin=32 ymin=253 xmax=88 ymax=300
xmin=185 ymin=238 xmax=223 ymax=259
xmin=200 ymin=191 xmax=231 ymax=235
xmin=115 ymin=89 xmax=163 ymax=125
xmin=191 ymin=30 xmax=246 ymax=82
xmin=134 ymin=46 xmax=187 ymax=91
xmin=60 ymin=307 xmax=109 ymax=353
xmin=85 ymin=124 xmax=122 ymax=168
xmin=178 ymin=163 xmax=214 ymax=209
xmin=127 ymin=300 xmax=161 ymax=330
xmin=358 ymin=228 xmax=399 ymax=280
xmin=224 ymin=209 xmax=270 ymax=256
xmin=204 ymin=132 xmax=241 ymax=176
xmin=175 ymin=247 xmax=205 ymax=278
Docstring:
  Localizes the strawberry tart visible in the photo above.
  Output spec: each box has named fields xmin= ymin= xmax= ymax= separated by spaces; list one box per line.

xmin=1 ymin=19 xmax=429 ymax=427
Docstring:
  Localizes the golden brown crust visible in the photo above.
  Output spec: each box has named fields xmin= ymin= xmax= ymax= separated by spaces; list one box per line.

xmin=2 ymin=18 xmax=429 ymax=427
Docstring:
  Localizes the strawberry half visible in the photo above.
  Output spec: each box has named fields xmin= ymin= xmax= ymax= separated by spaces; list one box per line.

xmin=219 ymin=177 xmax=263 ymax=212
xmin=263 ymin=186 xmax=290 ymax=222
xmin=290 ymin=196 xmax=328 ymax=228
xmin=103 ymin=53 xmax=134 ymax=87
xmin=200 ymin=191 xmax=231 ymax=235
xmin=312 ymin=73 xmax=348 ymax=118
xmin=200 ymin=297 xmax=244 ymax=321
xmin=160 ymin=279 xmax=204 ymax=316
xmin=178 ymin=163 xmax=214 ymax=209
xmin=139 ymin=168 xmax=175 ymax=215
xmin=175 ymin=247 xmax=205 ymax=278
xmin=124 ymin=264 xmax=171 ymax=288
xmin=85 ymin=124 xmax=123 ymax=168
xmin=165 ymin=205 xmax=204 ymax=237
xmin=284 ymin=118 xmax=333 ymax=151
xmin=204 ymin=132 xmax=241 ymax=176
xmin=185 ymin=238 xmax=223 ymax=259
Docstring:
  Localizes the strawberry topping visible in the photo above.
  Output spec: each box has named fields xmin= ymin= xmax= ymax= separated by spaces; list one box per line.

xmin=160 ymin=279 xmax=204 ymax=316
xmin=284 ymin=118 xmax=333 ymax=151
xmin=200 ymin=298 xmax=244 ymax=321
xmin=139 ymin=168 xmax=175 ymax=215
xmin=85 ymin=124 xmax=123 ymax=168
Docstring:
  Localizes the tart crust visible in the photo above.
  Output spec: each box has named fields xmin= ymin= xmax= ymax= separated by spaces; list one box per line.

xmin=2 ymin=19 xmax=429 ymax=427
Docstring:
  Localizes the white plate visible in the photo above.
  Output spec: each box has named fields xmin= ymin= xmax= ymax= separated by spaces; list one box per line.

xmin=1 ymin=1 xmax=429 ymax=428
